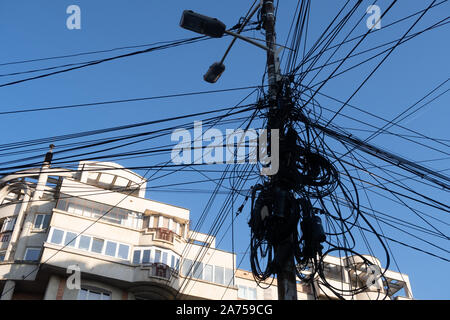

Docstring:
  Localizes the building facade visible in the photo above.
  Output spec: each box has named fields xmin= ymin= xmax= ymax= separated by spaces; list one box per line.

xmin=0 ymin=157 xmax=413 ymax=300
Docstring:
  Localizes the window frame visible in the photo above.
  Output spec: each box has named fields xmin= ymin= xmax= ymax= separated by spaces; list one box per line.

xmin=24 ymin=247 xmax=41 ymax=261
xmin=77 ymin=287 xmax=111 ymax=300
xmin=50 ymin=228 xmax=65 ymax=245
xmin=33 ymin=214 xmax=51 ymax=230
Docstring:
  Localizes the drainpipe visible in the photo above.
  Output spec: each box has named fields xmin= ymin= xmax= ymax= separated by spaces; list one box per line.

xmin=4 ymin=188 xmax=31 ymax=261
xmin=13 ymin=145 xmax=54 ymax=260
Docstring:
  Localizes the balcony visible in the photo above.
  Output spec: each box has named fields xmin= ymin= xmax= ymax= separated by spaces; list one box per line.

xmin=142 ymin=262 xmax=178 ymax=281
xmin=153 ymin=228 xmax=174 ymax=243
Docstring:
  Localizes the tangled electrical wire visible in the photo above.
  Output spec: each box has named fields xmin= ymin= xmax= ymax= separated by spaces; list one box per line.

xmin=249 ymin=79 xmax=392 ymax=300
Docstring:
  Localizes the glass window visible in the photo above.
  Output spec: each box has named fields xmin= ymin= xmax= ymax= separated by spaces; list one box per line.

xmin=0 ymin=252 xmax=5 ymax=262
xmin=73 ymin=204 xmax=83 ymax=216
xmin=24 ymin=248 xmax=40 ymax=261
xmin=89 ymin=291 xmax=102 ymax=300
xmin=193 ymin=262 xmax=203 ymax=280
xmin=171 ymin=255 xmax=175 ymax=268
xmin=91 ymin=238 xmax=104 ymax=254
xmin=118 ymin=244 xmax=129 ymax=260
xmin=57 ymin=199 xmax=67 ymax=211
xmin=102 ymin=293 xmax=111 ymax=300
xmin=92 ymin=207 xmax=102 ymax=219
xmin=225 ymin=268 xmax=234 ymax=286
xmin=182 ymin=259 xmax=193 ymax=277
xmin=142 ymin=250 xmax=151 ymax=264
xmin=79 ymin=235 xmax=91 ymax=251
xmin=78 ymin=288 xmax=87 ymax=300
xmin=34 ymin=215 xmax=43 ymax=229
xmin=238 ymin=285 xmax=247 ymax=299
xmin=133 ymin=250 xmax=141 ymax=264
xmin=64 ymin=232 xmax=77 ymax=247
xmin=35 ymin=214 xmax=50 ymax=229
xmin=105 ymin=241 xmax=117 ymax=257
xmin=204 ymin=264 xmax=213 ymax=282
xmin=67 ymin=203 xmax=76 ymax=214
xmin=50 ymin=229 xmax=64 ymax=244
xmin=78 ymin=288 xmax=111 ymax=300
xmin=43 ymin=214 xmax=51 ymax=228
xmin=154 ymin=250 xmax=161 ymax=263
xmin=214 ymin=266 xmax=224 ymax=285
xmin=83 ymin=206 xmax=92 ymax=218
xmin=162 ymin=252 xmax=168 ymax=265
xmin=248 ymin=287 xmax=257 ymax=300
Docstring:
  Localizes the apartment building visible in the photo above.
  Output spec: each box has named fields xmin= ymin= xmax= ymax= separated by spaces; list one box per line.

xmin=0 ymin=155 xmax=413 ymax=300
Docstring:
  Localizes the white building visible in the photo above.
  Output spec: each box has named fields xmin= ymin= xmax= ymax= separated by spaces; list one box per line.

xmin=0 ymin=156 xmax=413 ymax=300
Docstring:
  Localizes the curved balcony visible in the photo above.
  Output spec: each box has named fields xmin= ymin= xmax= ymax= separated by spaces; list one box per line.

xmin=153 ymin=228 xmax=175 ymax=243
xmin=141 ymin=262 xmax=178 ymax=281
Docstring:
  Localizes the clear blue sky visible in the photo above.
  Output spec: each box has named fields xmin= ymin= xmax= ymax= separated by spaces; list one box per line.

xmin=0 ymin=1 xmax=448 ymax=299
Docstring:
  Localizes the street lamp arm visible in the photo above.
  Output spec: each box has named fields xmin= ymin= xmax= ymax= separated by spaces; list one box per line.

xmin=223 ymin=30 xmax=271 ymax=53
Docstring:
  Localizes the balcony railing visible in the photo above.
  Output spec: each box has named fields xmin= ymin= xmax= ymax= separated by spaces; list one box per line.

xmin=145 ymin=263 xmax=178 ymax=280
xmin=0 ymin=232 xmax=11 ymax=250
xmin=153 ymin=228 xmax=174 ymax=243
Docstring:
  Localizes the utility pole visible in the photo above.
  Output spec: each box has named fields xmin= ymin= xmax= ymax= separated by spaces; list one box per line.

xmin=262 ymin=0 xmax=298 ymax=300
xmin=179 ymin=3 xmax=299 ymax=300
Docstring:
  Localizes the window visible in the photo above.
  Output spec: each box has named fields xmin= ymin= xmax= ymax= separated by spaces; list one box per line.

xmin=105 ymin=241 xmax=117 ymax=257
xmin=91 ymin=238 xmax=104 ymax=254
xmin=33 ymin=214 xmax=51 ymax=230
xmin=0 ymin=252 xmax=5 ymax=261
xmin=248 ymin=288 xmax=257 ymax=300
xmin=238 ymin=285 xmax=257 ymax=300
xmin=1 ymin=217 xmax=16 ymax=232
xmin=214 ymin=266 xmax=224 ymax=285
xmin=204 ymin=264 xmax=213 ymax=282
xmin=78 ymin=288 xmax=111 ymax=300
xmin=57 ymin=195 xmax=143 ymax=229
xmin=142 ymin=250 xmax=151 ymax=263
xmin=225 ymin=268 xmax=234 ymax=286
xmin=57 ymin=199 xmax=68 ymax=211
xmin=154 ymin=250 xmax=161 ymax=263
xmin=193 ymin=262 xmax=203 ymax=280
xmin=50 ymin=229 xmax=64 ymax=245
xmin=118 ymin=244 xmax=129 ymax=260
xmin=24 ymin=248 xmax=41 ymax=261
xmin=78 ymin=235 xmax=91 ymax=251
xmin=0 ymin=233 xmax=10 ymax=242
xmin=238 ymin=285 xmax=247 ymax=299
xmin=133 ymin=250 xmax=141 ymax=264
xmin=162 ymin=252 xmax=168 ymax=265
xmin=64 ymin=232 xmax=77 ymax=247
xmin=182 ymin=259 xmax=193 ymax=277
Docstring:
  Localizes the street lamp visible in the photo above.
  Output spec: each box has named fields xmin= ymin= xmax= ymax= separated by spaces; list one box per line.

xmin=179 ymin=7 xmax=272 ymax=84
xmin=203 ymin=62 xmax=226 ymax=84
xmin=179 ymin=10 xmax=226 ymax=38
